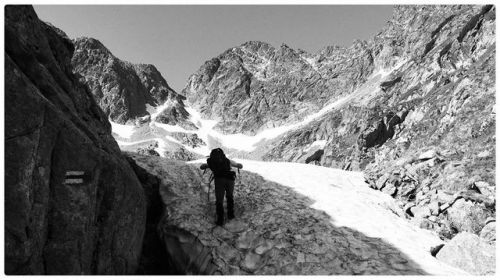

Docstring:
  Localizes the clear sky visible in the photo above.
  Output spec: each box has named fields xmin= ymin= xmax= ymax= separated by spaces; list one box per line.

xmin=34 ymin=5 xmax=393 ymax=92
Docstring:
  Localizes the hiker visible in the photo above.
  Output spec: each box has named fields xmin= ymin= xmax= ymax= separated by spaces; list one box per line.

xmin=200 ymin=148 xmax=243 ymax=226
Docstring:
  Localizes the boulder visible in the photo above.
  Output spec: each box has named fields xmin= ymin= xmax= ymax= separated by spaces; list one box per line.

xmin=375 ymin=174 xmax=390 ymax=190
xmin=436 ymin=232 xmax=495 ymax=275
xmin=446 ymin=198 xmax=490 ymax=235
xmin=411 ymin=205 xmax=431 ymax=219
xmin=399 ymin=183 xmax=417 ymax=200
xmin=436 ymin=190 xmax=454 ymax=203
xmin=5 ymin=6 xmax=146 ymax=274
xmin=381 ymin=182 xmax=397 ymax=196
xmin=479 ymin=222 xmax=496 ymax=243
xmin=429 ymin=201 xmax=440 ymax=216
xmin=430 ymin=244 xmax=445 ymax=257
xmin=418 ymin=150 xmax=437 ymax=161
xmin=428 ymin=216 xmax=438 ymax=223
xmin=474 ymin=181 xmax=495 ymax=197
xmin=404 ymin=203 xmax=416 ymax=217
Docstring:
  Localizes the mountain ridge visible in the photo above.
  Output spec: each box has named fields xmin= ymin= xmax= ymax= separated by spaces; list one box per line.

xmin=72 ymin=36 xmax=192 ymax=127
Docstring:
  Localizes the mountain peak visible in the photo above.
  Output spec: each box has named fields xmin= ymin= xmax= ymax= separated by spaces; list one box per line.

xmin=240 ymin=40 xmax=273 ymax=49
xmin=73 ymin=36 xmax=112 ymax=56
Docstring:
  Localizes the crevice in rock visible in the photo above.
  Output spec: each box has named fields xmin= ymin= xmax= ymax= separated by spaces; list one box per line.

xmin=157 ymin=225 xmax=217 ymax=275
xmin=125 ymin=156 xmax=173 ymax=274
xmin=422 ymin=38 xmax=436 ymax=58
xmin=126 ymin=155 xmax=217 ymax=275
xmin=457 ymin=5 xmax=493 ymax=43
xmin=431 ymin=15 xmax=456 ymax=38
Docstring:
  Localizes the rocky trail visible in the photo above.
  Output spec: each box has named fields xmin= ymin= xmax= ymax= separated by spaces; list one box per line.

xmin=128 ymin=153 xmax=466 ymax=275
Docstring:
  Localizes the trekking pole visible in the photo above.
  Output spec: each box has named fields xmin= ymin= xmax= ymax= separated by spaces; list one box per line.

xmin=202 ymin=168 xmax=212 ymax=204
xmin=207 ymin=172 xmax=214 ymax=204
xmin=236 ymin=168 xmax=242 ymax=192
xmin=237 ymin=168 xmax=241 ymax=185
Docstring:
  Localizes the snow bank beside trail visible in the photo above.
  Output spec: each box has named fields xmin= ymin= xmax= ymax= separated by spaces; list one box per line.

xmin=186 ymin=158 xmax=466 ymax=275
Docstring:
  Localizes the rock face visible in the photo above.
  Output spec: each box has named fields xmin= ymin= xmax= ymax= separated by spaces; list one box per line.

xmin=359 ymin=5 xmax=496 ymax=243
xmin=153 ymin=100 xmax=198 ymax=130
xmin=436 ymin=232 xmax=495 ymax=275
xmin=72 ymin=37 xmax=189 ymax=125
xmin=129 ymin=154 xmax=430 ymax=275
xmin=182 ymin=5 xmax=495 ymax=261
xmin=5 ymin=6 xmax=146 ymax=274
xmin=183 ymin=40 xmax=374 ymax=135
xmin=264 ymin=4 xmax=495 ymax=170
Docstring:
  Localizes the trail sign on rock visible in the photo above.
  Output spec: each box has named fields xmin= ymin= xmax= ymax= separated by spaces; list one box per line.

xmin=64 ymin=171 xmax=89 ymax=185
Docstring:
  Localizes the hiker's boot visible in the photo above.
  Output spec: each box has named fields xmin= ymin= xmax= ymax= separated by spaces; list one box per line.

xmin=227 ymin=203 xmax=235 ymax=220
xmin=227 ymin=193 xmax=235 ymax=220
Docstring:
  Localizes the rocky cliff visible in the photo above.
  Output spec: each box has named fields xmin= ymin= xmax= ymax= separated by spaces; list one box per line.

xmin=5 ymin=6 xmax=146 ymax=274
xmin=182 ymin=39 xmax=374 ymax=135
xmin=266 ymin=5 xmax=496 ymax=244
xmin=182 ymin=4 xmax=496 ymax=265
xmin=72 ymin=37 xmax=191 ymax=126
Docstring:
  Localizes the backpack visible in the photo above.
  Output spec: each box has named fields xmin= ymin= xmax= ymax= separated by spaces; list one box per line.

xmin=207 ymin=148 xmax=236 ymax=180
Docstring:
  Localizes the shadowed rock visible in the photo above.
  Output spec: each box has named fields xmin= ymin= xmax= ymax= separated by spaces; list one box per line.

xmin=305 ymin=149 xmax=324 ymax=165
xmin=5 ymin=5 xmax=146 ymax=274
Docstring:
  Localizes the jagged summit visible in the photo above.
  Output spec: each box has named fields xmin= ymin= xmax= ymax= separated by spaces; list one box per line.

xmin=74 ymin=36 xmax=110 ymax=52
xmin=239 ymin=40 xmax=275 ymax=50
xmin=72 ymin=36 xmax=188 ymax=126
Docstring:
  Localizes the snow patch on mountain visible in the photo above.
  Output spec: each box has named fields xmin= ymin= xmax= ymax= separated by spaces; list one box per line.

xmin=110 ymin=120 xmax=136 ymax=138
xmin=306 ymin=140 xmax=327 ymax=151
